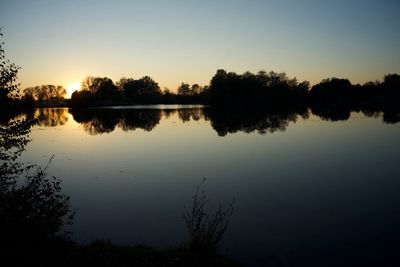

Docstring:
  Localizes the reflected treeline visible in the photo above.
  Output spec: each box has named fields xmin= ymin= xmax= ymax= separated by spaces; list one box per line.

xmin=69 ymin=108 xmax=164 ymax=135
xmin=2 ymin=105 xmax=399 ymax=137
xmin=70 ymin=108 xmax=207 ymax=135
xmin=33 ymin=108 xmax=69 ymax=127
xmin=68 ymin=106 xmax=399 ymax=136
xmin=178 ymin=108 xmax=203 ymax=122
xmin=69 ymin=107 xmax=308 ymax=136
xmin=6 ymin=108 xmax=70 ymax=127
xmin=310 ymin=104 xmax=400 ymax=124
xmin=70 ymin=108 xmax=309 ymax=136
xmin=204 ymin=107 xmax=308 ymax=136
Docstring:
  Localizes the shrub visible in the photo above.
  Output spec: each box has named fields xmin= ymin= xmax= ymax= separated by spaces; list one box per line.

xmin=183 ymin=179 xmax=234 ymax=252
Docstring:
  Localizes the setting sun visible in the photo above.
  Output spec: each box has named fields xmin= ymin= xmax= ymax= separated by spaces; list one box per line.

xmin=66 ymin=82 xmax=81 ymax=98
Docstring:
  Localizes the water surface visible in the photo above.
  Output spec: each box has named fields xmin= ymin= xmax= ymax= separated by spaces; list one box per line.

xmin=20 ymin=106 xmax=400 ymax=266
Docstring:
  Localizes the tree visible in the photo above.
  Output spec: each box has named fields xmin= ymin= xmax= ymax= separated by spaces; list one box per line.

xmin=70 ymin=89 xmax=94 ymax=106
xmin=177 ymin=82 xmax=191 ymax=96
xmin=383 ymin=74 xmax=400 ymax=98
xmin=0 ymin=29 xmax=20 ymax=104
xmin=309 ymin=77 xmax=353 ymax=105
xmin=1 ymin=78 xmax=73 ymax=263
xmin=191 ymin=84 xmax=203 ymax=95
xmin=1 ymin=115 xmax=74 ymax=265
xmin=383 ymin=73 xmax=400 ymax=88
xmin=117 ymin=77 xmax=137 ymax=98
xmin=117 ymin=76 xmax=161 ymax=102
xmin=208 ymin=69 xmax=307 ymax=106
xmin=81 ymin=76 xmax=120 ymax=100
xmin=23 ymin=85 xmax=66 ymax=104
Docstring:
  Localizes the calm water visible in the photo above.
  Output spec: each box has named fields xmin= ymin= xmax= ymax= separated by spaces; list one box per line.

xmin=20 ymin=106 xmax=400 ymax=266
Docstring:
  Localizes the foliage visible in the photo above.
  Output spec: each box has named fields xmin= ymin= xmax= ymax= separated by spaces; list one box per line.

xmin=0 ymin=115 xmax=74 ymax=247
xmin=117 ymin=76 xmax=161 ymax=101
xmin=23 ymin=84 xmax=67 ymax=106
xmin=0 ymin=29 xmax=20 ymax=104
xmin=184 ymin=179 xmax=234 ymax=252
xmin=208 ymin=69 xmax=309 ymax=107
xmin=81 ymin=76 xmax=121 ymax=99
xmin=309 ymin=78 xmax=353 ymax=105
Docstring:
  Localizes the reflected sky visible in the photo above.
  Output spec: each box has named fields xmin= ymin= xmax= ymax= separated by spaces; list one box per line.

xmin=15 ymin=106 xmax=400 ymax=266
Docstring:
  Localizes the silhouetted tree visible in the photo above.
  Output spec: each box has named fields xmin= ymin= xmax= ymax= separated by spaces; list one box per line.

xmin=23 ymin=85 xmax=67 ymax=106
xmin=208 ymin=69 xmax=308 ymax=107
xmin=117 ymin=76 xmax=161 ymax=103
xmin=382 ymin=74 xmax=400 ymax=103
xmin=116 ymin=77 xmax=135 ymax=98
xmin=191 ymin=83 xmax=203 ymax=95
xmin=81 ymin=76 xmax=121 ymax=100
xmin=0 ymin=29 xmax=20 ymax=105
xmin=309 ymin=78 xmax=352 ymax=105
xmin=177 ymin=82 xmax=192 ymax=96
xmin=1 ymin=93 xmax=73 ymax=267
xmin=70 ymin=89 xmax=95 ymax=106
xmin=161 ymin=87 xmax=179 ymax=103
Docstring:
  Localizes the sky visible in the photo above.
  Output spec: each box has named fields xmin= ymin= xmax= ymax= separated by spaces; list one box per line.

xmin=1 ymin=0 xmax=399 ymax=96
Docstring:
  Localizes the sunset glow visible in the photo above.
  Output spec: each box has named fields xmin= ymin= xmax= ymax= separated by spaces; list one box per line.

xmin=66 ymin=82 xmax=80 ymax=98
xmin=1 ymin=1 xmax=399 ymax=89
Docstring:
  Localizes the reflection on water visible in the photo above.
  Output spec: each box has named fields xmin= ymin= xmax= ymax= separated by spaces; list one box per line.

xmin=204 ymin=107 xmax=309 ymax=136
xmin=12 ymin=105 xmax=399 ymax=136
xmin=310 ymin=103 xmax=400 ymax=124
xmin=2 ymin=105 xmax=400 ymax=266
xmin=18 ymin=105 xmax=400 ymax=137
xmin=69 ymin=108 xmax=205 ymax=135
xmin=34 ymin=108 xmax=69 ymax=127
xmin=72 ymin=109 xmax=162 ymax=134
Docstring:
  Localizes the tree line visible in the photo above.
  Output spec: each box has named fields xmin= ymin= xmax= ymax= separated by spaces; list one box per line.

xmin=69 ymin=76 xmax=207 ymax=106
xmin=9 ymin=70 xmax=399 ymax=111
xmin=1 ymin=28 xmax=399 ymax=111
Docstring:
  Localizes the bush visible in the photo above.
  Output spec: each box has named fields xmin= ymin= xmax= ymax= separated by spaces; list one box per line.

xmin=183 ymin=179 xmax=234 ymax=252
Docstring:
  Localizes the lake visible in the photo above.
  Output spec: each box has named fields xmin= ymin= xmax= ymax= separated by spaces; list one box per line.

xmin=19 ymin=106 xmax=400 ymax=266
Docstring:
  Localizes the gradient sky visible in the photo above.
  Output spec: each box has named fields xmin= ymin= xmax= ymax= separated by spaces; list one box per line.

xmin=1 ymin=0 xmax=399 ymax=95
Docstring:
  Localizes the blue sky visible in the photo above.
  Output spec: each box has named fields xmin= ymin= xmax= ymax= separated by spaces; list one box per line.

xmin=1 ymin=0 xmax=399 ymax=94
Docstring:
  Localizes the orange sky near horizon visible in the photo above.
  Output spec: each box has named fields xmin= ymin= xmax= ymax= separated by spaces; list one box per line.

xmin=1 ymin=0 xmax=399 ymax=95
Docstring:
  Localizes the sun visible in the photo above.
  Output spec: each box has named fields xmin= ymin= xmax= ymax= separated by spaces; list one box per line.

xmin=66 ymin=82 xmax=81 ymax=98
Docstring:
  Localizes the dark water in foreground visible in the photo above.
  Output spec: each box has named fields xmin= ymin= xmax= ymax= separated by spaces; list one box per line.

xmin=20 ymin=106 xmax=400 ymax=266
